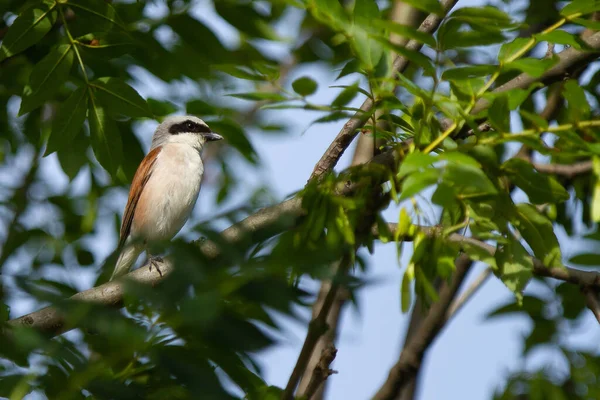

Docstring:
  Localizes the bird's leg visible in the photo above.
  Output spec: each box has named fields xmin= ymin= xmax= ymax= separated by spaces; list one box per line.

xmin=148 ymin=254 xmax=164 ymax=277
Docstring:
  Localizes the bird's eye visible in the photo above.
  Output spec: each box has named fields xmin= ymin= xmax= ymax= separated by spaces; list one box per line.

xmin=186 ymin=121 xmax=195 ymax=131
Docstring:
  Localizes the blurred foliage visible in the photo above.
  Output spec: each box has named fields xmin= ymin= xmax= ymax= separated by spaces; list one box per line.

xmin=0 ymin=0 xmax=600 ymax=399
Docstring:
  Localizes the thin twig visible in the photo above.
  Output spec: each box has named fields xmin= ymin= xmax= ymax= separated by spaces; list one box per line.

xmin=445 ymin=268 xmax=493 ymax=322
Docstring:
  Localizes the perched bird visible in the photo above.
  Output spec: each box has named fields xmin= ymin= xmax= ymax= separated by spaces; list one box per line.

xmin=111 ymin=115 xmax=223 ymax=280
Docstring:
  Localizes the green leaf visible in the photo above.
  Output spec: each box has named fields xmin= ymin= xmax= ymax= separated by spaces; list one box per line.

xmin=399 ymin=168 xmax=440 ymax=200
xmin=569 ymin=253 xmax=600 ymax=266
xmin=375 ymin=37 xmax=435 ymax=76
xmin=207 ymin=119 xmax=258 ymax=164
xmin=498 ymin=37 xmax=531 ymax=62
xmin=442 ymin=161 xmax=498 ymax=198
xmin=512 ymin=203 xmax=563 ymax=268
xmin=307 ymin=0 xmax=350 ymax=31
xmin=397 ymin=0 xmax=444 ymax=16
xmin=400 ymin=267 xmax=413 ymax=313
xmin=351 ymin=1 xmax=384 ymax=73
xmin=0 ymin=1 xmax=57 ymax=61
xmin=442 ymin=65 xmax=497 ymax=81
xmin=450 ymin=6 xmax=515 ymax=29
xmin=438 ymin=19 xmax=506 ymax=50
xmin=57 ymin=130 xmax=89 ymax=180
xmin=560 ymin=0 xmax=600 ymax=17
xmin=88 ymin=97 xmax=122 ymax=175
xmin=147 ymin=98 xmax=178 ymax=117
xmin=487 ymin=95 xmax=510 ymax=133
xmin=229 ymin=92 xmax=288 ymax=102
xmin=495 ymin=239 xmax=533 ymax=303
xmin=67 ymin=0 xmax=126 ymax=31
xmin=398 ymin=152 xmax=436 ymax=178
xmin=563 ymin=79 xmax=591 ymax=121
xmin=46 ymin=87 xmax=88 ymax=155
xmin=19 ymin=44 xmax=74 ymax=116
xmin=501 ymin=158 xmax=569 ymax=204
xmin=536 ymin=30 xmax=590 ymax=50
xmin=90 ymin=77 xmax=152 ymax=118
xmin=504 ymin=57 xmax=558 ymax=78
xmin=519 ymin=109 xmax=549 ymax=130
xmin=332 ymin=83 xmax=361 ymax=107
xmin=372 ymin=20 xmax=436 ymax=48
xmin=291 ymin=76 xmax=318 ymax=96
xmin=592 ymin=157 xmax=600 ymax=221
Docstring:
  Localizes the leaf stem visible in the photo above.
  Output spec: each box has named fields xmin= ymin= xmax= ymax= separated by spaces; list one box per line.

xmin=59 ymin=6 xmax=88 ymax=84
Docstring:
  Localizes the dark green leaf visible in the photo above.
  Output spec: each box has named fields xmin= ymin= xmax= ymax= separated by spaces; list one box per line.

xmin=19 ymin=44 xmax=74 ymax=116
xmin=0 ymin=1 xmax=57 ymax=61
xmin=488 ymin=95 xmax=510 ymax=133
xmin=372 ymin=20 xmax=436 ymax=48
xmin=502 ymin=158 xmax=569 ymax=204
xmin=67 ymin=0 xmax=126 ymax=31
xmin=513 ymin=203 xmax=563 ymax=268
xmin=563 ymin=79 xmax=591 ymax=121
xmin=568 ymin=253 xmax=600 ymax=266
xmin=451 ymin=6 xmax=515 ymax=29
xmin=147 ymin=98 xmax=178 ymax=117
xmin=397 ymin=0 xmax=444 ymax=15
xmin=46 ymin=87 xmax=88 ymax=155
xmin=90 ymin=77 xmax=152 ymax=118
xmin=57 ymin=130 xmax=89 ymax=180
xmin=207 ymin=119 xmax=258 ymax=164
xmin=504 ymin=57 xmax=558 ymax=78
xmin=375 ymin=37 xmax=435 ymax=76
xmin=536 ymin=30 xmax=590 ymax=50
xmin=88 ymin=97 xmax=122 ymax=175
xmin=332 ymin=83 xmax=361 ymax=107
xmin=442 ymin=65 xmax=497 ymax=81
xmin=291 ymin=76 xmax=318 ymax=96
xmin=229 ymin=92 xmax=288 ymax=102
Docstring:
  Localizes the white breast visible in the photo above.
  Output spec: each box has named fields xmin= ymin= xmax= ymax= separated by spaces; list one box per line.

xmin=133 ymin=143 xmax=204 ymax=242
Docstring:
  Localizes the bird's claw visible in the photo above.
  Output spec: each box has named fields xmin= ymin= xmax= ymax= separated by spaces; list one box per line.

xmin=149 ymin=256 xmax=164 ymax=277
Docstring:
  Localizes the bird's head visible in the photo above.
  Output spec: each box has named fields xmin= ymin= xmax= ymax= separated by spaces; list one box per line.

xmin=151 ymin=115 xmax=223 ymax=150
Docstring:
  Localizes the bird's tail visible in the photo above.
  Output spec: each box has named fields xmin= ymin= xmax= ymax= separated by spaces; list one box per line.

xmin=110 ymin=243 xmax=143 ymax=281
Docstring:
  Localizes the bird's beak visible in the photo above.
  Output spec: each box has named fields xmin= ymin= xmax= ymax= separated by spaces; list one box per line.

xmin=203 ymin=132 xmax=223 ymax=141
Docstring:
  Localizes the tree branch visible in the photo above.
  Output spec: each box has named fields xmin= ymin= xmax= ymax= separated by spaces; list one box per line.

xmin=372 ymin=254 xmax=472 ymax=400
xmin=298 ymin=343 xmax=338 ymax=400
xmin=309 ymin=0 xmax=459 ymax=181
xmin=282 ymin=255 xmax=353 ymax=399
xmin=532 ymin=160 xmax=593 ymax=178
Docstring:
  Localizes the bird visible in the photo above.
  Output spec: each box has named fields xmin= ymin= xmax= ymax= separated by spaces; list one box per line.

xmin=110 ymin=115 xmax=223 ymax=280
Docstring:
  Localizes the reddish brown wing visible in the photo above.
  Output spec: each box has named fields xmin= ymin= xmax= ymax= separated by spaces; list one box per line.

xmin=118 ymin=147 xmax=162 ymax=249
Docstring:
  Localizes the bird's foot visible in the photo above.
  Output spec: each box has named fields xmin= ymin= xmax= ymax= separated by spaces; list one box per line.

xmin=149 ymin=256 xmax=164 ymax=277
